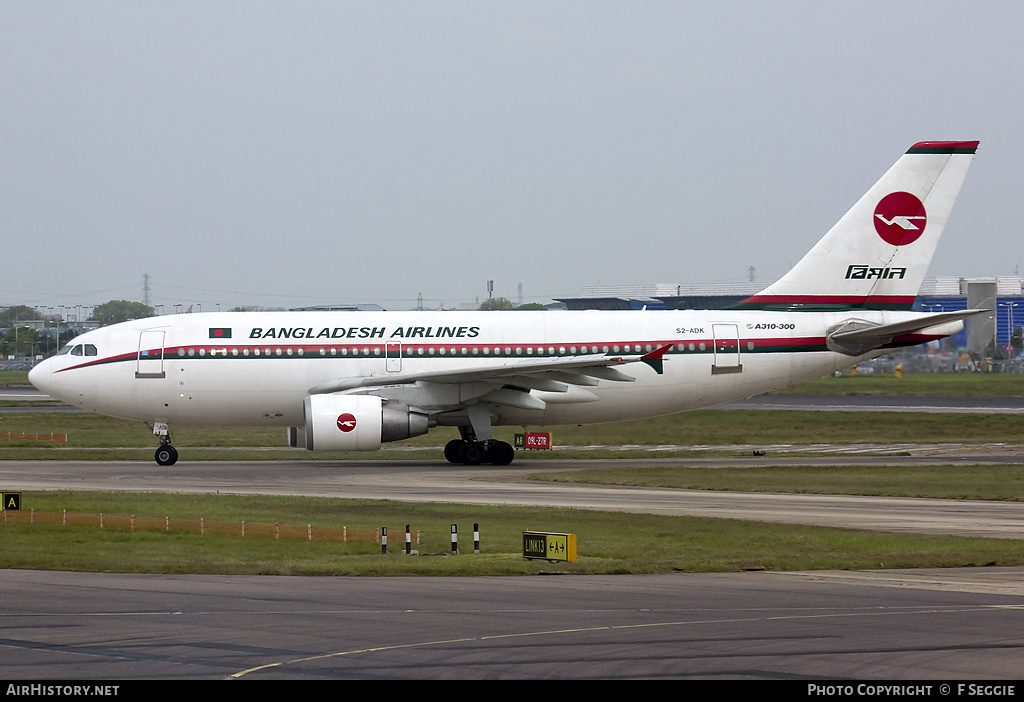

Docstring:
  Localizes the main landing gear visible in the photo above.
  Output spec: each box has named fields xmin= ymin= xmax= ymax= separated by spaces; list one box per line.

xmin=445 ymin=406 xmax=516 ymax=466
xmin=444 ymin=438 xmax=515 ymax=466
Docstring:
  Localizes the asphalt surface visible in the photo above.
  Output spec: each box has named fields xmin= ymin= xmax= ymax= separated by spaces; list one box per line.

xmin=2 ymin=568 xmax=1023 ymax=680
xmin=3 ymin=456 xmax=1024 ymax=539
xmin=3 ymin=391 xmax=1024 ymax=680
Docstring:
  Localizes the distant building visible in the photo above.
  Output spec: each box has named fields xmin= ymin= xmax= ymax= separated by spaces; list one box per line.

xmin=289 ymin=304 xmax=384 ymax=312
xmin=918 ymin=277 xmax=1024 ymax=351
xmin=558 ymin=277 xmax=1024 ymax=351
xmin=557 ymin=282 xmax=764 ymax=311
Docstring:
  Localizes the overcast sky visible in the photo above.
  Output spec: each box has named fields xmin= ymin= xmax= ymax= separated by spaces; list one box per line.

xmin=1 ymin=2 xmax=1020 ymax=313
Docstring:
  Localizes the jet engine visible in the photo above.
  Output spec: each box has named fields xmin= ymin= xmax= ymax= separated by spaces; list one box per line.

xmin=289 ymin=394 xmax=430 ymax=451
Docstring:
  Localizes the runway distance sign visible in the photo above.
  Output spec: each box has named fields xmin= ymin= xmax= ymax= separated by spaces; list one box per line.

xmin=514 ymin=432 xmax=552 ymax=450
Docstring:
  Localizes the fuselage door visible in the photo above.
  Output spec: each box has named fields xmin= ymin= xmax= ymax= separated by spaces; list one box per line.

xmin=386 ymin=342 xmax=402 ymax=372
xmin=137 ymin=330 xmax=166 ymax=378
xmin=711 ymin=323 xmax=742 ymax=375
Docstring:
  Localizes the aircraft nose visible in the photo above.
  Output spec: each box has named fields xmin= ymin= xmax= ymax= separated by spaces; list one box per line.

xmin=28 ymin=358 xmax=51 ymax=396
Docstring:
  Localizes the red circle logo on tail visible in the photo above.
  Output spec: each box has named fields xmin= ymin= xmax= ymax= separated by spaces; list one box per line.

xmin=337 ymin=413 xmax=357 ymax=432
xmin=874 ymin=192 xmax=927 ymax=246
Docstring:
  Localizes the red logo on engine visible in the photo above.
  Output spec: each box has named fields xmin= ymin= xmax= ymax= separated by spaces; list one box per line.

xmin=337 ymin=413 xmax=357 ymax=432
xmin=874 ymin=192 xmax=927 ymax=246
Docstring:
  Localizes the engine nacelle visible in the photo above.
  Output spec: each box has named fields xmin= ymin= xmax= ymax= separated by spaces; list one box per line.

xmin=291 ymin=394 xmax=430 ymax=452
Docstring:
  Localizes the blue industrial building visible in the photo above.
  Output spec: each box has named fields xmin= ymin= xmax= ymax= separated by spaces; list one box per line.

xmin=559 ymin=277 xmax=1024 ymax=354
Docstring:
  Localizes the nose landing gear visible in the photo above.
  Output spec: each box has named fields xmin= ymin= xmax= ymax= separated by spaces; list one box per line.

xmin=152 ymin=422 xmax=178 ymax=466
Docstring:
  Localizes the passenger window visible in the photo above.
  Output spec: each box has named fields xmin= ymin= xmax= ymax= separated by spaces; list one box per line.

xmin=85 ymin=344 xmax=97 ymax=356
xmin=71 ymin=345 xmax=83 ymax=356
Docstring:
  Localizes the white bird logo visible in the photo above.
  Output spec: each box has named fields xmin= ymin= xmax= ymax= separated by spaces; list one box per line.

xmin=875 ymin=214 xmax=926 ymax=230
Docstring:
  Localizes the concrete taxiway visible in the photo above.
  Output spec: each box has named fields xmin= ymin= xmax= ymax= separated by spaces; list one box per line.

xmin=1 ymin=567 xmax=1022 ymax=680
xmin=2 ymin=393 xmax=1023 ymax=679
xmin=3 ymin=454 xmax=1024 ymax=539
xmin=3 ymin=455 xmax=1024 ymax=679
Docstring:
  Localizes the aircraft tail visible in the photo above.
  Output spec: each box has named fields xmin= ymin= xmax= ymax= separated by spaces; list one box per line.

xmin=733 ymin=141 xmax=978 ymax=311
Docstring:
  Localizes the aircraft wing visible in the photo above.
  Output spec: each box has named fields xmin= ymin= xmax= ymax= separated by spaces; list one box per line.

xmin=827 ymin=309 xmax=986 ymax=356
xmin=306 ymin=345 xmax=672 ymax=412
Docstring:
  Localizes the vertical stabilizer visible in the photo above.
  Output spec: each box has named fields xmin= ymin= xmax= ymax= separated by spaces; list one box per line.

xmin=734 ymin=141 xmax=978 ymax=311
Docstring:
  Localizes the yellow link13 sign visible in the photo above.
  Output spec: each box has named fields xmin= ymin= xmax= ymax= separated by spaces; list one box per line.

xmin=522 ymin=531 xmax=576 ymax=562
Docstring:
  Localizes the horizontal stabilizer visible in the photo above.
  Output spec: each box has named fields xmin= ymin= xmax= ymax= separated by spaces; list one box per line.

xmin=827 ymin=309 xmax=985 ymax=356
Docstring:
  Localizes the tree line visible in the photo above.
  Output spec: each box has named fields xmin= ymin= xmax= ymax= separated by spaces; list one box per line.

xmin=0 ymin=300 xmax=154 ymax=358
xmin=3 ymin=297 xmax=547 ymax=357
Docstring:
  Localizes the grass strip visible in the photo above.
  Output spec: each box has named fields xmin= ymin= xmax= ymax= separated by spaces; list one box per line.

xmin=528 ymin=465 xmax=1024 ymax=501
xmin=2 ymin=490 xmax=1021 ymax=576
xmin=3 ymin=410 xmax=1024 ymax=458
xmin=772 ymin=372 xmax=1024 ymax=397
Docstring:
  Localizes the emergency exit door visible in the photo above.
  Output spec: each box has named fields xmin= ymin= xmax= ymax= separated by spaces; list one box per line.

xmin=386 ymin=342 xmax=402 ymax=372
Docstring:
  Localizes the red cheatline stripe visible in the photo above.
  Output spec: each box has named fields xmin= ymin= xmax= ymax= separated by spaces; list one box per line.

xmin=740 ymin=295 xmax=916 ymax=304
xmin=54 ymin=351 xmax=138 ymax=372
xmin=54 ymin=336 xmax=834 ymax=371
xmin=906 ymin=141 xmax=979 ymax=154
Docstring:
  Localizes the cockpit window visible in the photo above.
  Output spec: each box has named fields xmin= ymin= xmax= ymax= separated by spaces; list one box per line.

xmin=56 ymin=343 xmax=97 ymax=358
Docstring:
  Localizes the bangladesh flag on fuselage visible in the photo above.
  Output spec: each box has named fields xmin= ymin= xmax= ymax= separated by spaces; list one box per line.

xmin=209 ymin=328 xmax=232 ymax=339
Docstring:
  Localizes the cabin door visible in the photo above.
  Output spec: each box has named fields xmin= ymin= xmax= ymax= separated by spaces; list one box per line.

xmin=136 ymin=330 xmax=166 ymax=378
xmin=711 ymin=323 xmax=742 ymax=375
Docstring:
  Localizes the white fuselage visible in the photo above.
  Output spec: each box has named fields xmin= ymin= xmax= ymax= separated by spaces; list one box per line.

xmin=25 ymin=140 xmax=979 ymax=466
xmin=30 ymin=308 xmax=915 ymax=431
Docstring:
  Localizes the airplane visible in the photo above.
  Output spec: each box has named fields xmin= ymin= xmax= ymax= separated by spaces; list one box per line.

xmin=29 ymin=140 xmax=981 ymax=467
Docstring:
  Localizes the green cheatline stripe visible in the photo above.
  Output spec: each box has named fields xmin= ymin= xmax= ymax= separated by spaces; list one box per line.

xmin=906 ymin=145 xmax=977 ymax=155
xmin=748 ymin=343 xmax=829 ymax=353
